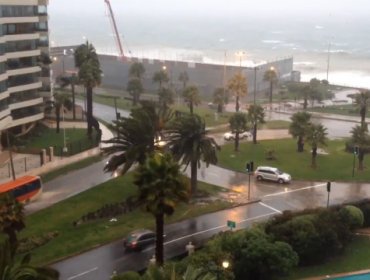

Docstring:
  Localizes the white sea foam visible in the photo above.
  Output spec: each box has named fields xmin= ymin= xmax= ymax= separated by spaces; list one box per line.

xmin=301 ymin=71 xmax=370 ymax=89
xmin=315 ymin=25 xmax=324 ymax=29
xmin=262 ymin=40 xmax=282 ymax=44
xmin=294 ymin=61 xmax=316 ymax=66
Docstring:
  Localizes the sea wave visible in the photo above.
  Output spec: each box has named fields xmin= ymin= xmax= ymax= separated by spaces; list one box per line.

xmin=262 ymin=40 xmax=282 ymax=44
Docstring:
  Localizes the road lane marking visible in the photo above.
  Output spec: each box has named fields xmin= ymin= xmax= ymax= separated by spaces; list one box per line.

xmin=67 ymin=267 xmax=98 ymax=280
xmin=259 ymin=202 xmax=282 ymax=214
xmin=162 ymin=212 xmax=275 ymax=246
xmin=263 ymin=183 xmax=326 ymax=198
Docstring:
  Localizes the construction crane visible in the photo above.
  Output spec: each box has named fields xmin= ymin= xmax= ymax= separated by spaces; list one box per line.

xmin=104 ymin=0 xmax=125 ymax=60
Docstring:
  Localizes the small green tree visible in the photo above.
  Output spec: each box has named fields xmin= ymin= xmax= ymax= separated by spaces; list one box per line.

xmin=129 ymin=62 xmax=145 ymax=80
xmin=229 ymin=112 xmax=248 ymax=152
xmin=183 ymin=86 xmax=201 ymax=114
xmin=350 ymin=125 xmax=370 ymax=170
xmin=153 ymin=70 xmax=169 ymax=89
xmin=247 ymin=105 xmax=265 ymax=144
xmin=227 ymin=73 xmax=247 ymax=112
xmin=58 ymin=73 xmax=78 ymax=120
xmin=158 ymin=87 xmax=174 ymax=109
xmin=178 ymin=71 xmax=189 ymax=92
xmin=289 ymin=111 xmax=312 ymax=152
xmin=213 ymin=88 xmax=228 ymax=113
xmin=263 ymin=68 xmax=278 ymax=108
xmin=127 ymin=77 xmax=143 ymax=106
xmin=305 ymin=123 xmax=328 ymax=168
xmin=355 ymin=90 xmax=370 ymax=130
xmin=52 ymin=92 xmax=73 ymax=133
xmin=134 ymin=152 xmax=188 ymax=266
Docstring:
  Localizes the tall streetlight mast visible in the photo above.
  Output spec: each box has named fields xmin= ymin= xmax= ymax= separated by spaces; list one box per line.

xmin=326 ymin=41 xmax=331 ymax=82
xmin=104 ymin=0 xmax=125 ymax=60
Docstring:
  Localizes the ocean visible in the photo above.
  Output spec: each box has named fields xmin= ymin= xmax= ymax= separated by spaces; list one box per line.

xmin=49 ymin=5 xmax=370 ymax=89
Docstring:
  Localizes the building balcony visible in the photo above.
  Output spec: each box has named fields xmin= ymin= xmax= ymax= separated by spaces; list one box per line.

xmin=4 ymin=33 xmax=40 ymax=43
xmin=0 ymin=108 xmax=10 ymax=120
xmin=8 ymin=81 xmax=42 ymax=94
xmin=7 ymin=66 xmax=41 ymax=77
xmin=9 ymin=97 xmax=43 ymax=111
xmin=6 ymin=49 xmax=41 ymax=59
xmin=0 ymin=91 xmax=10 ymax=102
xmin=0 ymin=115 xmax=12 ymax=131
xmin=8 ymin=112 xmax=44 ymax=128
xmin=0 ymin=17 xmax=39 ymax=25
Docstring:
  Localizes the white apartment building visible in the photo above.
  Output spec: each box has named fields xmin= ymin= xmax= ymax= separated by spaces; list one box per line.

xmin=0 ymin=0 xmax=51 ymax=140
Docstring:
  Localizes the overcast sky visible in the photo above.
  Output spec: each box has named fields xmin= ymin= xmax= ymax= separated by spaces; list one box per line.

xmin=49 ymin=0 xmax=370 ymax=19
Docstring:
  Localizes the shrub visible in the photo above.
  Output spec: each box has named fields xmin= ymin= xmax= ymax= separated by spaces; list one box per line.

xmin=17 ymin=231 xmax=59 ymax=253
xmin=266 ymin=215 xmax=319 ymax=265
xmin=234 ymin=228 xmax=298 ymax=280
xmin=339 ymin=205 xmax=364 ymax=229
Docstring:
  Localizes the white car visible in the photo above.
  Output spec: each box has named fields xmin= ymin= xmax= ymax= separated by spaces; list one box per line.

xmin=254 ymin=166 xmax=291 ymax=184
xmin=223 ymin=131 xmax=251 ymax=141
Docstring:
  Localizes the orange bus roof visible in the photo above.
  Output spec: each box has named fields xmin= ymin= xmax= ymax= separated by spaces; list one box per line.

xmin=0 ymin=176 xmax=40 ymax=193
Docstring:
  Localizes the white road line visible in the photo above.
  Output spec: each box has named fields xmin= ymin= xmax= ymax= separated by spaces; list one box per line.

xmin=67 ymin=267 xmax=98 ymax=280
xmin=259 ymin=202 xmax=282 ymax=214
xmin=163 ymin=212 xmax=275 ymax=246
xmin=263 ymin=183 xmax=326 ymax=198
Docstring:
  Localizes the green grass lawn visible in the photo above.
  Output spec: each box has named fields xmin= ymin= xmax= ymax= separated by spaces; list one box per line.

xmin=309 ymin=104 xmax=360 ymax=117
xmin=217 ymin=138 xmax=370 ymax=182
xmin=18 ymin=127 xmax=97 ymax=156
xmin=285 ymin=235 xmax=370 ymax=279
xmin=262 ymin=120 xmax=291 ymax=130
xmin=21 ymin=174 xmax=231 ymax=265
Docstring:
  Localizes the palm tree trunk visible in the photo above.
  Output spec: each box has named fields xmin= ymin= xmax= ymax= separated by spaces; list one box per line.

xmin=217 ymin=103 xmax=223 ymax=113
xmin=56 ymin=105 xmax=61 ymax=133
xmin=234 ymin=131 xmax=240 ymax=152
xmin=269 ymin=81 xmax=273 ymax=109
xmin=297 ymin=136 xmax=304 ymax=152
xmin=253 ymin=123 xmax=257 ymax=144
xmin=155 ymin=213 xmax=164 ymax=266
xmin=3 ymin=228 xmax=18 ymax=258
xmin=86 ymin=86 xmax=93 ymax=138
xmin=236 ymin=95 xmax=239 ymax=112
xmin=358 ymin=150 xmax=365 ymax=170
xmin=71 ymin=82 xmax=76 ymax=120
xmin=190 ymin=160 xmax=198 ymax=196
xmin=311 ymin=146 xmax=317 ymax=168
xmin=190 ymin=101 xmax=193 ymax=114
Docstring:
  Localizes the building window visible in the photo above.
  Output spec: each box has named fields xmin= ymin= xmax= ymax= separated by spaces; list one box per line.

xmin=2 ymin=6 xmax=36 ymax=17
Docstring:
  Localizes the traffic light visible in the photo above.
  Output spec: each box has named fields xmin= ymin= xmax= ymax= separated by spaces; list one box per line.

xmin=327 ymin=181 xmax=331 ymax=192
xmin=250 ymin=161 xmax=254 ymax=172
xmin=354 ymin=146 xmax=359 ymax=155
xmin=246 ymin=162 xmax=250 ymax=172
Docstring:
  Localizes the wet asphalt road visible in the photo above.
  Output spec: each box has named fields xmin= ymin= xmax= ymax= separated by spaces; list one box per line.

xmin=52 ymin=180 xmax=370 ymax=280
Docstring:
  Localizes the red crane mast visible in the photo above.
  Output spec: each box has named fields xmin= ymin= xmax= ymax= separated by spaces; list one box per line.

xmin=104 ymin=0 xmax=125 ymax=60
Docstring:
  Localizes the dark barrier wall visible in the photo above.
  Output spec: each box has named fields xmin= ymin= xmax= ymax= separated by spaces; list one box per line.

xmin=51 ymin=46 xmax=293 ymax=100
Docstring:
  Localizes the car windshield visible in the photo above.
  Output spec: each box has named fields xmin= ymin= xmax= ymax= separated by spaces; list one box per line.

xmin=127 ymin=233 xmax=139 ymax=242
xmin=276 ymin=169 xmax=283 ymax=175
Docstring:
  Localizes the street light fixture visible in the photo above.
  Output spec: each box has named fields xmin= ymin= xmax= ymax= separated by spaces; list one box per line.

xmin=235 ymin=51 xmax=246 ymax=68
xmin=222 ymin=260 xmax=230 ymax=269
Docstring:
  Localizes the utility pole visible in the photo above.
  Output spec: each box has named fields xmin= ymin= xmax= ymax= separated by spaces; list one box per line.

xmin=6 ymin=131 xmax=16 ymax=180
xmin=326 ymin=41 xmax=331 ymax=82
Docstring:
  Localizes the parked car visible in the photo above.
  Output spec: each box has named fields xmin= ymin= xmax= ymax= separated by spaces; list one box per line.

xmin=223 ymin=131 xmax=251 ymax=141
xmin=123 ymin=229 xmax=156 ymax=251
xmin=254 ymin=166 xmax=291 ymax=184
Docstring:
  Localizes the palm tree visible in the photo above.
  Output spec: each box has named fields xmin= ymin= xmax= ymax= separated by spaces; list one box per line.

xmin=74 ymin=42 xmax=102 ymax=138
xmin=289 ymin=111 xmax=312 ymax=152
xmin=247 ymin=105 xmax=265 ymax=144
xmin=355 ymin=90 xmax=370 ymax=130
xmin=129 ymin=62 xmax=145 ymax=80
xmin=134 ymin=152 xmax=188 ymax=266
xmin=59 ymin=73 xmax=78 ymax=120
xmin=213 ymin=87 xmax=228 ymax=113
xmin=167 ymin=114 xmax=219 ymax=195
xmin=229 ymin=112 xmax=249 ymax=152
xmin=178 ymin=71 xmax=189 ymax=92
xmin=0 ymin=194 xmax=25 ymax=257
xmin=351 ymin=125 xmax=370 ymax=170
xmin=227 ymin=73 xmax=247 ymax=112
xmin=305 ymin=124 xmax=328 ymax=168
xmin=301 ymin=85 xmax=311 ymax=110
xmin=158 ymin=87 xmax=174 ymax=109
xmin=263 ymin=68 xmax=278 ymax=109
xmin=103 ymin=101 xmax=172 ymax=174
xmin=0 ymin=234 xmax=59 ymax=280
xmin=127 ymin=77 xmax=143 ymax=106
xmin=52 ymin=92 xmax=72 ymax=133
xmin=183 ymin=86 xmax=201 ymax=114
xmin=153 ymin=70 xmax=169 ymax=89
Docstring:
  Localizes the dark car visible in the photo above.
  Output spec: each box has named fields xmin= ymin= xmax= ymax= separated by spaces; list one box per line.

xmin=123 ymin=229 xmax=156 ymax=251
